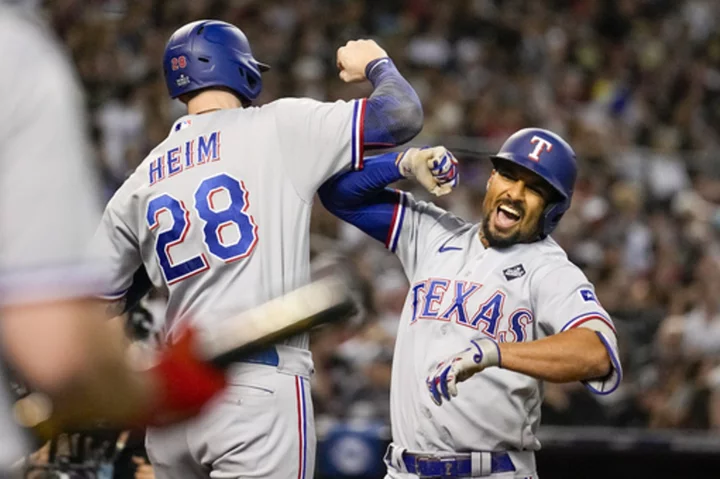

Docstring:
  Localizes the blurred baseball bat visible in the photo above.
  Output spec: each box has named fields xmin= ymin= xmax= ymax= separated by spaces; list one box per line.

xmin=197 ymin=272 xmax=358 ymax=368
xmin=13 ymin=272 xmax=357 ymax=441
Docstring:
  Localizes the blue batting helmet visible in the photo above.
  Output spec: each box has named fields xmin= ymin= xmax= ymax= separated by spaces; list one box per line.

xmin=163 ymin=20 xmax=269 ymax=102
xmin=490 ymin=128 xmax=577 ymax=238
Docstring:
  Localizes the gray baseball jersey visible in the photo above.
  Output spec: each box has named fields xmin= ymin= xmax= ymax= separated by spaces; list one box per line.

xmin=385 ymin=194 xmax=622 ymax=452
xmin=0 ymin=5 xmax=103 ymax=469
xmin=91 ymin=98 xmax=365 ymax=346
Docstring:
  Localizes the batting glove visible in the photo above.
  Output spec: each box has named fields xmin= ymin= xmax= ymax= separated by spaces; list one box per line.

xmin=397 ymin=146 xmax=459 ymax=197
xmin=426 ymin=338 xmax=501 ymax=406
xmin=427 ymin=147 xmax=459 ymax=188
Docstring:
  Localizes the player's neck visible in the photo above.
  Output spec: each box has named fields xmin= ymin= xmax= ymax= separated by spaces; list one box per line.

xmin=186 ymin=90 xmax=243 ymax=115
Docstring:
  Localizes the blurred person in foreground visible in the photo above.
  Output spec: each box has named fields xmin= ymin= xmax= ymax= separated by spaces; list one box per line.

xmin=0 ymin=6 xmax=230 ymax=474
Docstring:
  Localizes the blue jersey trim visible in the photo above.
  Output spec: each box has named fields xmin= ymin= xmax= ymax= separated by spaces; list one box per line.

xmin=350 ymin=99 xmax=366 ymax=170
xmin=99 ymin=288 xmax=129 ymax=301
xmin=583 ymin=331 xmax=623 ymax=395
xmin=387 ymin=191 xmax=407 ymax=252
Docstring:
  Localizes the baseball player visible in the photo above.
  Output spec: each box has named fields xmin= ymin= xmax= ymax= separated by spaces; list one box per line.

xmin=0 ymin=6 xmax=231 ymax=474
xmin=90 ymin=19 xmax=423 ymax=479
xmin=318 ymin=128 xmax=622 ymax=478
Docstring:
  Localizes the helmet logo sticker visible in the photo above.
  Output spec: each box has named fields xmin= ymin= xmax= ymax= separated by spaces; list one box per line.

xmin=528 ymin=136 xmax=553 ymax=162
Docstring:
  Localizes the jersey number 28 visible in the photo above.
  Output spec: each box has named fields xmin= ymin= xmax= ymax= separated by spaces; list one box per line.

xmin=146 ymin=173 xmax=258 ymax=284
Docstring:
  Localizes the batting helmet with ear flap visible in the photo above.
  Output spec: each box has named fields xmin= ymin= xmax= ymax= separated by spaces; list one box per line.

xmin=163 ymin=20 xmax=269 ymax=102
xmin=490 ymin=128 xmax=577 ymax=238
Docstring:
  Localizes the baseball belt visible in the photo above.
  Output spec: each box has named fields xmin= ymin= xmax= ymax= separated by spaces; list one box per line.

xmin=390 ymin=444 xmax=516 ymax=478
xmin=237 ymin=346 xmax=279 ymax=367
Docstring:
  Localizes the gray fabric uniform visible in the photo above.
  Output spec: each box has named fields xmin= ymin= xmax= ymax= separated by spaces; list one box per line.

xmin=382 ymin=194 xmax=622 ymax=478
xmin=91 ymin=98 xmax=365 ymax=478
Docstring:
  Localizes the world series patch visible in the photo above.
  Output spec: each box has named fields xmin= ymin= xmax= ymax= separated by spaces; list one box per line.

xmin=503 ymin=264 xmax=526 ymax=281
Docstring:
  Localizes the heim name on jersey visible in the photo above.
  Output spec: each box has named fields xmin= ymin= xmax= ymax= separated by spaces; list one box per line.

xmin=148 ymin=129 xmax=221 ymax=185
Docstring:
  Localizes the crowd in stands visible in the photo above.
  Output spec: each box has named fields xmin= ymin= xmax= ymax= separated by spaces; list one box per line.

xmin=45 ymin=0 xmax=720 ymax=431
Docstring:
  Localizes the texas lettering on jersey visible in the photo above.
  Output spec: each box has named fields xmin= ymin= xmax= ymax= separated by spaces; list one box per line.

xmin=315 ymin=152 xmax=623 ymax=455
xmin=409 ymin=278 xmax=533 ymax=343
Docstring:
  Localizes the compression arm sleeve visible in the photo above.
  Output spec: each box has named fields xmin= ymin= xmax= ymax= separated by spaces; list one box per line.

xmin=363 ymin=59 xmax=423 ymax=149
xmin=318 ymin=152 xmax=404 ymax=244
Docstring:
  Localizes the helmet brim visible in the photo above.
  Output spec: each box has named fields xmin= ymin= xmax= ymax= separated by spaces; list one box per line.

xmin=490 ymin=155 xmax=569 ymax=201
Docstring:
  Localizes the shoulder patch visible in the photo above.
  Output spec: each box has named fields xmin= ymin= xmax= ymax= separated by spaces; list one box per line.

xmin=580 ymin=289 xmax=597 ymax=302
xmin=503 ymin=264 xmax=526 ymax=281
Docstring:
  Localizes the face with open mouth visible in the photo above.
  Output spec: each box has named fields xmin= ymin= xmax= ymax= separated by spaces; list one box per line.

xmin=481 ymin=160 xmax=556 ymax=248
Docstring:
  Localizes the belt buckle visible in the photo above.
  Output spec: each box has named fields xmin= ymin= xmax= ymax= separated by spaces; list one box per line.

xmin=439 ymin=457 xmax=456 ymax=477
xmin=413 ymin=454 xmax=455 ymax=478
xmin=413 ymin=455 xmax=434 ymax=477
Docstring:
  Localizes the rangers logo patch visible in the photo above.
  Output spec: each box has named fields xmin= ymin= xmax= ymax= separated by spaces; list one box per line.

xmin=580 ymin=289 xmax=597 ymax=302
xmin=503 ymin=264 xmax=526 ymax=281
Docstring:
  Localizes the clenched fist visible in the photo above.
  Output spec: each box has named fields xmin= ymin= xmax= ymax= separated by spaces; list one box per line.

xmin=397 ymin=147 xmax=460 ymax=197
xmin=336 ymin=39 xmax=389 ymax=83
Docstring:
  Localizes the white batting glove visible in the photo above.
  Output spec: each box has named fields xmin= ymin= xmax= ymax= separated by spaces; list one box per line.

xmin=426 ymin=338 xmax=501 ymax=406
xmin=427 ymin=148 xmax=459 ymax=188
xmin=396 ymin=147 xmax=459 ymax=197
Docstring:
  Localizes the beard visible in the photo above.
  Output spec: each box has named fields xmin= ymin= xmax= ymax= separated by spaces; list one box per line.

xmin=481 ymin=208 xmax=541 ymax=248
xmin=480 ymin=218 xmax=523 ymax=248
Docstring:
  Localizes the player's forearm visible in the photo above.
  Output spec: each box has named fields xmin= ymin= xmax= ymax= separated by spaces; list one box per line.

xmin=33 ymin=356 xmax=159 ymax=432
xmin=5 ymin=300 xmax=159 ymax=432
xmin=51 ymin=317 xmax=157 ymax=426
xmin=16 ymin=310 xmax=225 ymax=436
xmin=498 ymin=328 xmax=612 ymax=383
xmin=364 ymin=58 xmax=423 ymax=148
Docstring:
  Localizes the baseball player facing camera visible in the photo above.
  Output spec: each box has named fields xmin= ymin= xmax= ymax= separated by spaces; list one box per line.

xmin=319 ymin=129 xmax=622 ymax=479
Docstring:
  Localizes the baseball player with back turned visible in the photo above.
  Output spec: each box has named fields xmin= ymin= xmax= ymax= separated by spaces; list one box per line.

xmin=91 ymin=19 xmax=423 ymax=479
xmin=318 ymin=128 xmax=623 ymax=479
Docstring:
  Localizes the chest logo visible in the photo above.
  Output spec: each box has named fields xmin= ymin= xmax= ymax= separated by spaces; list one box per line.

xmin=503 ymin=264 xmax=526 ymax=281
xmin=438 ymin=237 xmax=462 ymax=253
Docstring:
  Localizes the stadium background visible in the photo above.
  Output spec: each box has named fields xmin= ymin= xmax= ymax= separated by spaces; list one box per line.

xmin=34 ymin=0 xmax=720 ymax=477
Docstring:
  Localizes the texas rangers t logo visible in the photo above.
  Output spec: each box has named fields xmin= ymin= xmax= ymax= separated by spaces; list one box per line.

xmin=528 ymin=136 xmax=553 ymax=162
